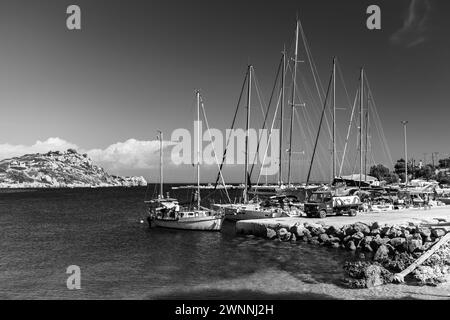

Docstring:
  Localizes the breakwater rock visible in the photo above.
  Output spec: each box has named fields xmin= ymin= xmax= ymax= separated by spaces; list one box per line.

xmin=261 ymin=221 xmax=450 ymax=287
xmin=0 ymin=149 xmax=147 ymax=188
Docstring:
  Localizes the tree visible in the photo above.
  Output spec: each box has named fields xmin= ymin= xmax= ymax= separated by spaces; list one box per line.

xmin=394 ymin=158 xmax=405 ymax=175
xmin=436 ymin=171 xmax=450 ymax=185
xmin=369 ymin=164 xmax=390 ymax=181
xmin=385 ymin=173 xmax=399 ymax=184
xmin=416 ymin=164 xmax=434 ymax=180
xmin=438 ymin=158 xmax=450 ymax=169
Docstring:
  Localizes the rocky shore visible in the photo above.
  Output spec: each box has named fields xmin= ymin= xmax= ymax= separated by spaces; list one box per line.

xmin=261 ymin=220 xmax=450 ymax=288
xmin=0 ymin=149 xmax=147 ymax=188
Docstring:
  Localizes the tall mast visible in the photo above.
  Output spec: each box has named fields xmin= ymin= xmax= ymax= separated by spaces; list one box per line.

xmin=287 ymin=19 xmax=299 ymax=186
xmin=158 ymin=130 xmax=163 ymax=198
xmin=332 ymin=57 xmax=336 ymax=181
xmin=196 ymin=90 xmax=201 ymax=208
xmin=279 ymin=48 xmax=286 ymax=186
xmin=243 ymin=65 xmax=252 ymax=203
xmin=359 ymin=67 xmax=364 ymax=189
xmin=364 ymin=95 xmax=369 ymax=180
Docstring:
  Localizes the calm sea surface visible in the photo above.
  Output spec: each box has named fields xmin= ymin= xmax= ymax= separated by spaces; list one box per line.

xmin=0 ymin=185 xmax=356 ymax=299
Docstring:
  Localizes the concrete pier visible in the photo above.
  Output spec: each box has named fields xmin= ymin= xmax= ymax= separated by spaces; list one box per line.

xmin=236 ymin=206 xmax=450 ymax=237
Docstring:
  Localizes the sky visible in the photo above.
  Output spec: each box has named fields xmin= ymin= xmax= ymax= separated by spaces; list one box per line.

xmin=0 ymin=0 xmax=449 ymax=183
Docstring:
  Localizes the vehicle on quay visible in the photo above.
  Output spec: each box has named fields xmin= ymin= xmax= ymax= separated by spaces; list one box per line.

xmin=303 ymin=190 xmax=361 ymax=218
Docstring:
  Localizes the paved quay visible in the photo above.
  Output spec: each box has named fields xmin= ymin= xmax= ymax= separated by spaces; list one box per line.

xmin=235 ymin=206 xmax=450 ymax=236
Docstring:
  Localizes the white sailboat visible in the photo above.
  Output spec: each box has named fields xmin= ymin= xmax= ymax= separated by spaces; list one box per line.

xmin=144 ymin=92 xmax=224 ymax=231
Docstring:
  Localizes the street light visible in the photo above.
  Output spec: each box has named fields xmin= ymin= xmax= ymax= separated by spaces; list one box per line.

xmin=401 ymin=121 xmax=408 ymax=188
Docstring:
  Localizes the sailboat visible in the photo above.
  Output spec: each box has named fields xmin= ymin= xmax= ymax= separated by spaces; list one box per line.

xmin=144 ymin=92 xmax=225 ymax=231
xmin=211 ymin=64 xmax=302 ymax=221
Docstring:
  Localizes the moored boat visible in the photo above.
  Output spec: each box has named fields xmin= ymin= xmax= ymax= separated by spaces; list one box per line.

xmin=145 ymin=196 xmax=224 ymax=231
xmin=144 ymin=91 xmax=224 ymax=231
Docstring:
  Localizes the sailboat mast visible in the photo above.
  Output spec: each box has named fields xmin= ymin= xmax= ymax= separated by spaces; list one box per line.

xmin=279 ymin=48 xmax=286 ymax=186
xmin=244 ymin=65 xmax=252 ymax=203
xmin=196 ymin=90 xmax=201 ymax=208
xmin=332 ymin=57 xmax=336 ymax=181
xmin=364 ymin=96 xmax=369 ymax=180
xmin=287 ymin=19 xmax=299 ymax=186
xmin=158 ymin=130 xmax=163 ymax=198
xmin=359 ymin=67 xmax=364 ymax=189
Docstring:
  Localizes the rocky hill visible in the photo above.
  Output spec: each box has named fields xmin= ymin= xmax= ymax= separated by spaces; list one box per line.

xmin=0 ymin=149 xmax=147 ymax=188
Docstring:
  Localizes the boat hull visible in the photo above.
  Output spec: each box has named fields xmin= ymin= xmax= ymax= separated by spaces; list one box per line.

xmin=225 ymin=210 xmax=284 ymax=221
xmin=212 ymin=203 xmax=290 ymax=221
xmin=148 ymin=216 xmax=224 ymax=231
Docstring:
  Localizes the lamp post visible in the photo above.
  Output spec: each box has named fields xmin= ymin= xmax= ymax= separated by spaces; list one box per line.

xmin=401 ymin=121 xmax=408 ymax=188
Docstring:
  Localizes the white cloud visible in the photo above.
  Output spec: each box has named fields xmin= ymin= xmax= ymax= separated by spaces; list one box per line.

xmin=0 ymin=137 xmax=175 ymax=173
xmin=0 ymin=137 xmax=78 ymax=160
xmin=87 ymin=138 xmax=175 ymax=171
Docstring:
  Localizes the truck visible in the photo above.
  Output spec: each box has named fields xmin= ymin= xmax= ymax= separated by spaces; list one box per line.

xmin=303 ymin=191 xmax=361 ymax=218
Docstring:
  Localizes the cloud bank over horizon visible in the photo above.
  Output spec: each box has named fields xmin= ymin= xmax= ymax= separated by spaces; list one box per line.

xmin=0 ymin=137 xmax=175 ymax=175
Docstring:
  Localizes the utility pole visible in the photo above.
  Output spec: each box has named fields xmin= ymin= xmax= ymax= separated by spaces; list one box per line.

xmin=401 ymin=121 xmax=408 ymax=188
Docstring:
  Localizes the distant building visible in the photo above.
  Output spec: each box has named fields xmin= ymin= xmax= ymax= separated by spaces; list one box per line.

xmin=9 ymin=161 xmax=27 ymax=170
xmin=418 ymin=160 xmax=423 ymax=169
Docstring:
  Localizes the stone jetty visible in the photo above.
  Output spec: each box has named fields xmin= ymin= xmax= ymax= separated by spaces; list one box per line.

xmin=236 ymin=207 xmax=450 ymax=287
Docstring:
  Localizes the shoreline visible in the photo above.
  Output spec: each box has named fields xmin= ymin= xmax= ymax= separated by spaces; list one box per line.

xmin=235 ymin=206 xmax=450 ymax=288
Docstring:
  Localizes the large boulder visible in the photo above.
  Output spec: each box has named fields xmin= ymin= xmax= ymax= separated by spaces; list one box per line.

xmin=431 ymin=228 xmax=446 ymax=238
xmin=407 ymin=238 xmax=423 ymax=253
xmin=370 ymin=222 xmax=381 ymax=230
xmin=363 ymin=236 xmax=373 ymax=246
xmin=277 ymin=228 xmax=291 ymax=241
xmin=326 ymin=225 xmax=338 ymax=235
xmin=418 ymin=227 xmax=431 ymax=239
xmin=386 ymin=226 xmax=402 ymax=238
xmin=328 ymin=236 xmax=341 ymax=243
xmin=390 ymin=237 xmax=406 ymax=249
xmin=266 ymin=228 xmax=277 ymax=239
xmin=353 ymin=222 xmax=371 ymax=235
xmin=347 ymin=240 xmax=357 ymax=251
xmin=352 ymin=231 xmax=365 ymax=241
xmin=318 ymin=233 xmax=330 ymax=243
xmin=343 ymin=224 xmax=356 ymax=236
xmin=374 ymin=244 xmax=390 ymax=262
xmin=292 ymin=224 xmax=307 ymax=238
